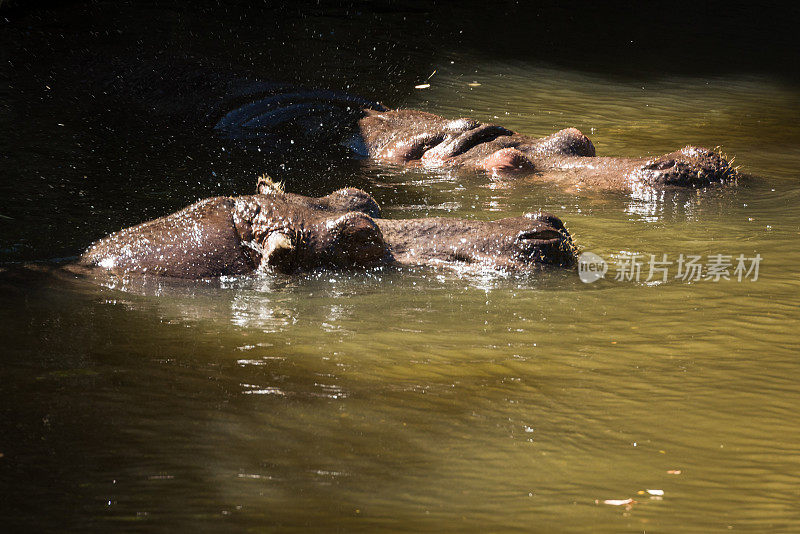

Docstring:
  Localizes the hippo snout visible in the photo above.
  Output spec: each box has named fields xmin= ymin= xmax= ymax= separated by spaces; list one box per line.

xmin=637 ymin=145 xmax=737 ymax=186
xmin=514 ymin=212 xmax=577 ymax=267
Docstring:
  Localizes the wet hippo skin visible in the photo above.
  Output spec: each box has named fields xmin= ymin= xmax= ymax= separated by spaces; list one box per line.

xmin=62 ymin=51 xmax=737 ymax=192
xmin=355 ymin=109 xmax=737 ymax=189
xmin=88 ymin=58 xmax=736 ymax=192
xmin=79 ymin=180 xmax=576 ymax=279
xmin=215 ymin=96 xmax=736 ymax=190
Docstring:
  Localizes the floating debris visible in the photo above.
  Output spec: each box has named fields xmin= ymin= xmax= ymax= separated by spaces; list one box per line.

xmin=667 ymin=470 xmax=682 ymax=475
xmin=467 ymin=82 xmax=481 ymax=87
xmin=602 ymin=498 xmax=635 ymax=506
xmin=414 ymin=84 xmax=431 ymax=89
xmin=646 ymin=489 xmax=664 ymax=496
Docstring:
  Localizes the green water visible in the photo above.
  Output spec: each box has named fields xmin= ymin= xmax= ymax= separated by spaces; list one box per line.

xmin=2 ymin=5 xmax=800 ymax=533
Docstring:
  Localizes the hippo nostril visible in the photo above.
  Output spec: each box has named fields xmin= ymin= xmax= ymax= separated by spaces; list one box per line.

xmin=516 ymin=229 xmax=563 ymax=242
xmin=644 ymin=159 xmax=677 ymax=171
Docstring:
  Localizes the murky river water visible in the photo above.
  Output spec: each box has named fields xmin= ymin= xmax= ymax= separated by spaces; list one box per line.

xmin=2 ymin=3 xmax=799 ymax=532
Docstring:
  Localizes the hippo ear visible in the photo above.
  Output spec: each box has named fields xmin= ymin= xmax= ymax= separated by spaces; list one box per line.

xmin=262 ymin=231 xmax=295 ymax=268
xmin=257 ymin=174 xmax=285 ymax=196
xmin=328 ymin=212 xmax=379 ymax=236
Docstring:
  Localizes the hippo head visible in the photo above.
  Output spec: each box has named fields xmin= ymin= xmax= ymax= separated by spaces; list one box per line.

xmin=357 ymin=110 xmax=737 ymax=188
xmin=236 ymin=186 xmax=577 ymax=274
xmin=238 ymin=189 xmax=577 ymax=273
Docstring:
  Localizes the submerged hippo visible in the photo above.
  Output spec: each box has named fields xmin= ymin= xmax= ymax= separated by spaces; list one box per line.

xmin=79 ymin=178 xmax=576 ymax=279
xmin=92 ymin=58 xmax=737 ymax=191
xmin=354 ymin=110 xmax=737 ymax=189
xmin=215 ymin=95 xmax=737 ymax=190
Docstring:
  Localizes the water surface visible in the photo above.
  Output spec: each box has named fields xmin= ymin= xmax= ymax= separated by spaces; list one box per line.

xmin=2 ymin=4 xmax=799 ymax=532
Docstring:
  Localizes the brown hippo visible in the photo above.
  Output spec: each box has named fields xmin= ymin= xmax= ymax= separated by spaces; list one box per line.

xmin=53 ymin=53 xmax=736 ymax=192
xmin=353 ymin=109 xmax=737 ymax=189
xmin=83 ymin=58 xmax=736 ymax=191
xmin=214 ymin=95 xmax=737 ymax=190
xmin=79 ymin=178 xmax=576 ymax=279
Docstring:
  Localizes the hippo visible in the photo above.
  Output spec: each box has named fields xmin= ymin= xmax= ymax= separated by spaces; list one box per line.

xmin=86 ymin=57 xmax=737 ymax=191
xmin=353 ymin=110 xmax=737 ymax=189
xmin=215 ymin=96 xmax=738 ymax=190
xmin=79 ymin=178 xmax=576 ymax=279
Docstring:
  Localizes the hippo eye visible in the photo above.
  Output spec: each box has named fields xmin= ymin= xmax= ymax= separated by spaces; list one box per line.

xmin=643 ymin=158 xmax=677 ymax=171
xmin=326 ymin=212 xmax=387 ymax=266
